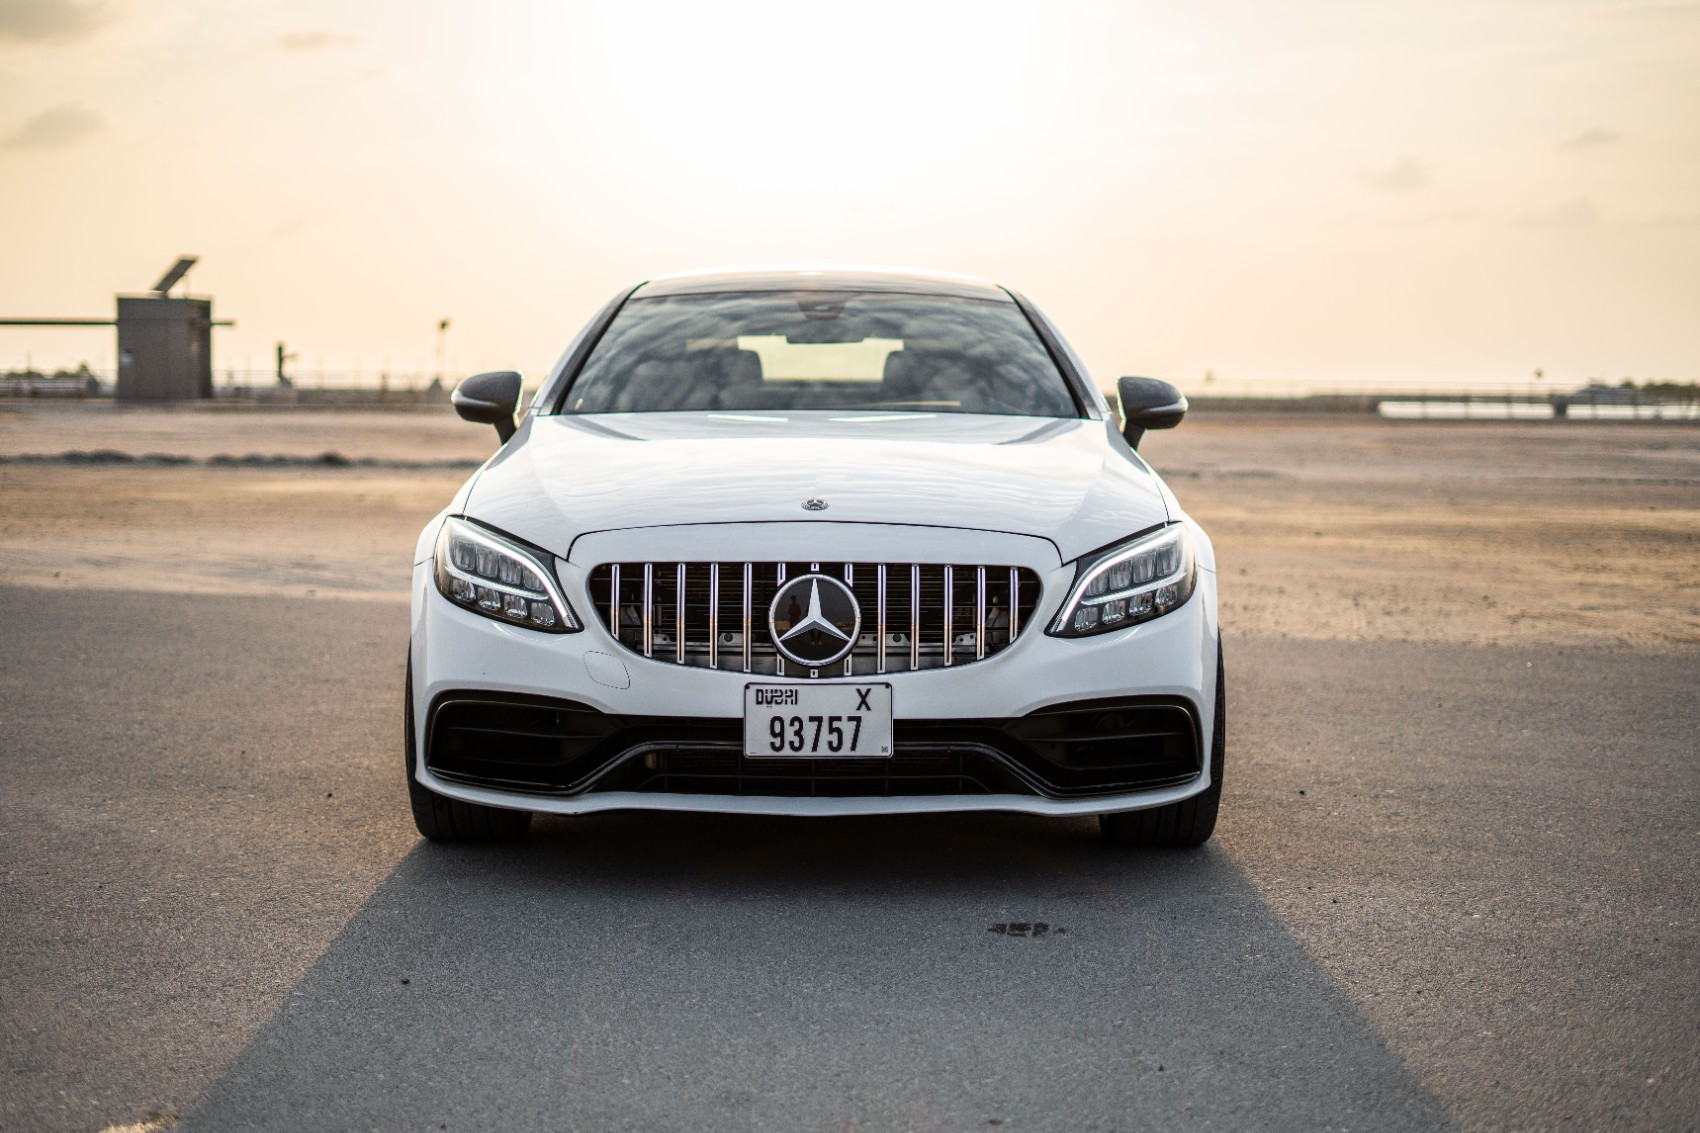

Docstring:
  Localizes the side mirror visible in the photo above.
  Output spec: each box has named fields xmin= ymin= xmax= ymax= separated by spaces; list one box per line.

xmin=1116 ymin=376 xmax=1187 ymax=449
xmin=452 ymin=371 xmax=522 ymax=442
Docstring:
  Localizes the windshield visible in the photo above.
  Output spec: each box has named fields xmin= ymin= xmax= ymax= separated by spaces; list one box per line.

xmin=559 ymin=291 xmax=1082 ymax=417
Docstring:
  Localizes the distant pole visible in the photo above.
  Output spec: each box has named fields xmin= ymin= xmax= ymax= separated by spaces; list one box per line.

xmin=436 ymin=318 xmax=451 ymax=384
xmin=275 ymin=341 xmax=297 ymax=387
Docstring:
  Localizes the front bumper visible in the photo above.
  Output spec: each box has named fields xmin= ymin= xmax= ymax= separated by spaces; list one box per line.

xmin=409 ymin=521 xmax=1219 ymax=817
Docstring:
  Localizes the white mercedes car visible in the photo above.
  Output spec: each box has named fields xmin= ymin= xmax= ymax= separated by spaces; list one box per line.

xmin=407 ymin=268 xmax=1223 ymax=847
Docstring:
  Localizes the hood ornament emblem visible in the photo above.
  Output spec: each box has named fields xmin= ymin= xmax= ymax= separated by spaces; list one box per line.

xmin=802 ymin=498 xmax=828 ymax=511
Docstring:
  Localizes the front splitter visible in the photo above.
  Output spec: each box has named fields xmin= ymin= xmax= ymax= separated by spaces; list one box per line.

xmin=415 ymin=768 xmax=1213 ymax=819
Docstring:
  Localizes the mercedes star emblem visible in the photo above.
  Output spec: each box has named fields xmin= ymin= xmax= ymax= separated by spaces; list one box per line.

xmin=768 ymin=574 xmax=860 ymax=668
xmin=802 ymin=498 xmax=828 ymax=511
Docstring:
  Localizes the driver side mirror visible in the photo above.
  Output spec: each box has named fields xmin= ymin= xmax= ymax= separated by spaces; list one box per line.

xmin=453 ymin=371 xmax=522 ymax=442
xmin=1116 ymin=376 xmax=1187 ymax=449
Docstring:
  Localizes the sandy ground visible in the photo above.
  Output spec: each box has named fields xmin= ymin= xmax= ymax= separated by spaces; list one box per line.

xmin=0 ymin=402 xmax=491 ymax=463
xmin=1139 ymin=417 xmax=1700 ymax=648
xmin=1 ymin=403 xmax=1696 ymax=648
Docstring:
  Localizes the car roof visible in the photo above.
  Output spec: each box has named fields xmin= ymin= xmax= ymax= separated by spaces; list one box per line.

xmin=636 ymin=265 xmax=1012 ymax=302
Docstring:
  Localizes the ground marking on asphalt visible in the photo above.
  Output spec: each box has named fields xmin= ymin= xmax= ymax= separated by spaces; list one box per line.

xmin=97 ymin=1118 xmax=175 ymax=1133
xmin=988 ymin=922 xmax=1066 ymax=936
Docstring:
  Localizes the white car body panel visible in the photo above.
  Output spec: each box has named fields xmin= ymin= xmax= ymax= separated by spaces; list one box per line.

xmin=461 ymin=411 xmax=1171 ymax=565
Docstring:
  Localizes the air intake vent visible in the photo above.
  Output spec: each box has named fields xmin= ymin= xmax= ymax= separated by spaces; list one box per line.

xmin=586 ymin=561 xmax=1041 ymax=677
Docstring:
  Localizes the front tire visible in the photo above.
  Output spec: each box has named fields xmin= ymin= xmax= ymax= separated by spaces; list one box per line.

xmin=405 ymin=657 xmax=532 ymax=843
xmin=1100 ymin=640 xmax=1225 ymax=848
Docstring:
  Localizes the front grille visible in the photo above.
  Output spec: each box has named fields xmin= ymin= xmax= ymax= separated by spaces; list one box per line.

xmin=586 ymin=561 xmax=1042 ymax=677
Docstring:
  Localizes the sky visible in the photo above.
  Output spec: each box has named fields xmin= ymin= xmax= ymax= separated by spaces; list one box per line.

xmin=1 ymin=0 xmax=1697 ymax=391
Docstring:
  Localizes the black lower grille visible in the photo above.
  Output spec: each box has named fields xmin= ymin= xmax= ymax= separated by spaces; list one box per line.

xmin=425 ymin=693 xmax=1200 ymax=800
xmin=616 ymin=749 xmax=1008 ymax=797
xmin=423 ymin=697 xmax=638 ymax=793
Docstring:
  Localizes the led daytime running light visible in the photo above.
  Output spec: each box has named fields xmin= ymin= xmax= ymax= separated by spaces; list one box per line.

xmin=1050 ymin=524 xmax=1195 ymax=636
xmin=433 ymin=518 xmax=579 ymax=632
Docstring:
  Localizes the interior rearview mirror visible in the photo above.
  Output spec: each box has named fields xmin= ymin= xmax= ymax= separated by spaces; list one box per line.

xmin=453 ymin=371 xmax=523 ymax=442
xmin=1116 ymin=376 xmax=1187 ymax=449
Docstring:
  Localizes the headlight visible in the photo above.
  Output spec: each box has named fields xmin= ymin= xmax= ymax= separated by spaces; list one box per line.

xmin=1049 ymin=523 xmax=1195 ymax=637
xmin=433 ymin=517 xmax=580 ymax=632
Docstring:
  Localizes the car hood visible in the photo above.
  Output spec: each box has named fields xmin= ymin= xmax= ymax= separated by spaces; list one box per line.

xmin=463 ymin=411 xmax=1171 ymax=564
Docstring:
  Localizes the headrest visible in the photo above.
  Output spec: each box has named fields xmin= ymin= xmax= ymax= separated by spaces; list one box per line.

xmin=682 ymin=346 xmax=759 ymax=384
xmin=722 ymin=347 xmax=761 ymax=386
xmin=882 ymin=349 xmax=919 ymax=393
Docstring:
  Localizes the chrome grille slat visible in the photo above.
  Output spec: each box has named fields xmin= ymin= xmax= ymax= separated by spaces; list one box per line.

xmin=742 ymin=561 xmax=752 ymax=674
xmin=842 ymin=562 xmax=854 ymax=678
xmin=876 ymin=564 xmax=887 ymax=675
xmin=675 ymin=562 xmax=686 ymax=664
xmin=588 ymin=560 xmax=1039 ymax=678
xmin=609 ymin=564 xmax=620 ymax=642
xmin=976 ymin=565 xmax=987 ymax=661
xmin=1010 ymin=567 xmax=1020 ymax=640
xmin=642 ymin=563 xmax=653 ymax=658
xmin=909 ymin=563 xmax=920 ymax=671
xmin=709 ymin=563 xmax=719 ymax=670
xmin=943 ymin=565 xmax=954 ymax=668
xmin=775 ymin=563 xmax=786 ymax=678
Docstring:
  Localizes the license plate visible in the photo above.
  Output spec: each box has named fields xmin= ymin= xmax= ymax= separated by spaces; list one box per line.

xmin=743 ymin=683 xmax=893 ymax=758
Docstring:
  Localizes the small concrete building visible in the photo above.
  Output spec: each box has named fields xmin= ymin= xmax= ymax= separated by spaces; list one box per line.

xmin=115 ymin=294 xmax=215 ymax=401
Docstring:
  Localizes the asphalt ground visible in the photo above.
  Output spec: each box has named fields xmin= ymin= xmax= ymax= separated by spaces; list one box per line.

xmin=2 ymin=586 xmax=1696 ymax=1131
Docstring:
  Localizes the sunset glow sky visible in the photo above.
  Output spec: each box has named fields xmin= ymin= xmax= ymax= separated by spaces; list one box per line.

xmin=2 ymin=0 xmax=1697 ymax=390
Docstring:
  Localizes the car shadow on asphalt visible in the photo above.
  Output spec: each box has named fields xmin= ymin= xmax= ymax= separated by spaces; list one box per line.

xmin=180 ymin=810 xmax=1449 ymax=1132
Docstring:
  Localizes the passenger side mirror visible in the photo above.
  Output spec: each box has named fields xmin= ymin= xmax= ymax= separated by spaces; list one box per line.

xmin=1116 ymin=376 xmax=1187 ymax=449
xmin=453 ymin=371 xmax=522 ymax=442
